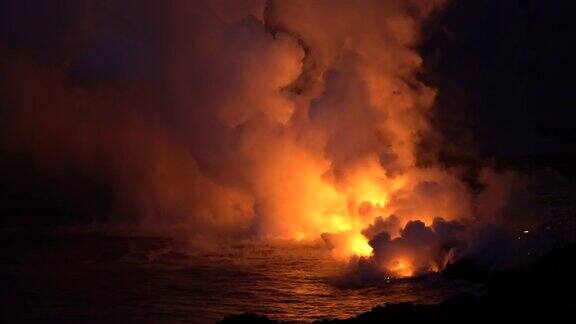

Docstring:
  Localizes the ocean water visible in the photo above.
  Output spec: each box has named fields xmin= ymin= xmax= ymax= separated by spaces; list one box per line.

xmin=1 ymin=235 xmax=480 ymax=323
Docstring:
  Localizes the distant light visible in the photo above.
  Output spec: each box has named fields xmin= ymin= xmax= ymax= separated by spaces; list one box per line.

xmin=523 ymin=229 xmax=530 ymax=234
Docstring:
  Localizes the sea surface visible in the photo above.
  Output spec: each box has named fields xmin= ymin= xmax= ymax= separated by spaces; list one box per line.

xmin=1 ymin=234 xmax=481 ymax=323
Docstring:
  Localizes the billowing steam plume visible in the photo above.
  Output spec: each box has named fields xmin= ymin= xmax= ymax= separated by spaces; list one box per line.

xmin=0 ymin=0 xmax=554 ymax=277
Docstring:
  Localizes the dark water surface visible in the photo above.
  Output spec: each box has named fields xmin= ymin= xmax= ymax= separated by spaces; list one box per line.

xmin=1 ymin=235 xmax=480 ymax=323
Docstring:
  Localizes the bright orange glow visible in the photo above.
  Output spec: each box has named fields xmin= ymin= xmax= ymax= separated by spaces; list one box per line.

xmin=253 ymin=149 xmax=472 ymax=267
xmin=330 ymin=232 xmax=373 ymax=260
xmin=351 ymin=176 xmax=389 ymax=208
xmin=386 ymin=257 xmax=414 ymax=278
xmin=349 ymin=233 xmax=373 ymax=257
xmin=0 ymin=0 xmax=475 ymax=281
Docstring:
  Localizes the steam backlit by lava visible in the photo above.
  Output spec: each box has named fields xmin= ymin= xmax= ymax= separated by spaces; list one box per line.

xmin=0 ymin=0 xmax=553 ymax=281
